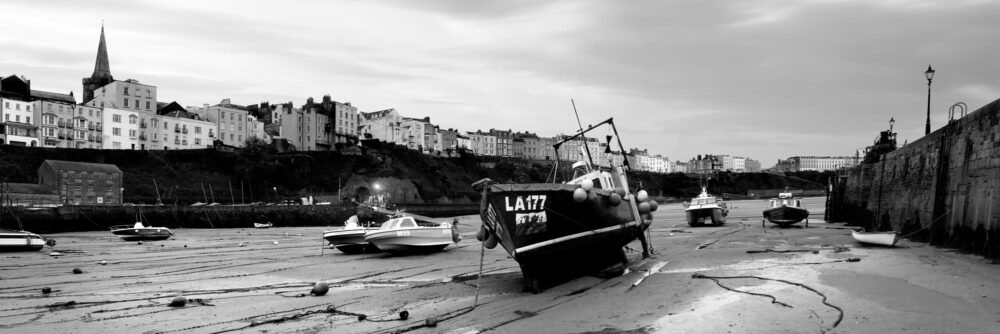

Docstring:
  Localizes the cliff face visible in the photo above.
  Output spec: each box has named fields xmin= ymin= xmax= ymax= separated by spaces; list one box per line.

xmin=0 ymin=144 xmax=827 ymax=206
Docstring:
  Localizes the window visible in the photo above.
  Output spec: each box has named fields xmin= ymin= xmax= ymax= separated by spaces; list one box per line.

xmin=113 ymin=142 xmax=121 ymax=149
xmin=146 ymin=101 xmax=151 ymax=110
xmin=129 ymin=115 xmax=137 ymax=124
xmin=3 ymin=102 xmax=7 ymax=108
xmin=113 ymin=128 xmax=121 ymax=136
xmin=124 ymin=98 xmax=129 ymax=108
xmin=146 ymin=89 xmax=151 ymax=98
xmin=26 ymin=106 xmax=30 ymax=111
xmin=77 ymin=119 xmax=86 ymax=127
xmin=195 ymin=138 xmax=201 ymax=145
xmin=89 ymin=109 xmax=93 ymax=116
xmin=195 ymin=126 xmax=201 ymax=134
xmin=15 ymin=104 xmax=20 ymax=110
xmin=15 ymin=115 xmax=20 ymax=122
xmin=113 ymin=114 xmax=121 ymax=123
xmin=124 ymin=87 xmax=129 ymax=95
xmin=129 ymin=129 xmax=136 ymax=137
xmin=100 ymin=102 xmax=104 ymax=108
xmin=26 ymin=116 xmax=30 ymax=123
xmin=221 ymin=111 xmax=226 ymax=119
xmin=134 ymin=99 xmax=139 ymax=109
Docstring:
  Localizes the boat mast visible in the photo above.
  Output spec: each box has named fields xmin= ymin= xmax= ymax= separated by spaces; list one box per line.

xmin=571 ymin=99 xmax=596 ymax=168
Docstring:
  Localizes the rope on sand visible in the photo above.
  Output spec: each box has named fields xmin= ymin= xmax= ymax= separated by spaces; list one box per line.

xmin=691 ymin=273 xmax=844 ymax=329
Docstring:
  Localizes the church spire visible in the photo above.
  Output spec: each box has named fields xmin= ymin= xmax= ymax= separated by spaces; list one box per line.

xmin=92 ymin=24 xmax=113 ymax=80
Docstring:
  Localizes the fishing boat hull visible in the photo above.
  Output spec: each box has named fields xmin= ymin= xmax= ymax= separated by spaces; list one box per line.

xmin=0 ymin=230 xmax=47 ymax=252
xmin=852 ymin=230 xmax=899 ymax=247
xmin=479 ymin=183 xmax=647 ymax=289
xmin=364 ymin=228 xmax=454 ymax=254
xmin=323 ymin=228 xmax=380 ymax=254
xmin=763 ymin=206 xmax=809 ymax=226
xmin=109 ymin=226 xmax=173 ymax=241
xmin=685 ymin=207 xmax=726 ymax=226
xmin=253 ymin=223 xmax=272 ymax=229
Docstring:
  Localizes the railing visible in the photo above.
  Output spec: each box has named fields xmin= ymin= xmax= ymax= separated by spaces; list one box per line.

xmin=88 ymin=124 xmax=95 ymax=131
xmin=140 ymin=122 xmax=147 ymax=128
xmin=182 ymin=140 xmax=187 ymax=145
xmin=58 ymin=121 xmax=67 ymax=128
xmin=139 ymin=135 xmax=147 ymax=140
xmin=175 ymin=127 xmax=181 ymax=133
xmin=208 ymin=132 xmax=214 ymax=138
xmin=58 ymin=132 xmax=66 ymax=139
xmin=88 ymin=135 xmax=95 ymax=142
xmin=182 ymin=128 xmax=188 ymax=134
xmin=96 ymin=123 xmax=103 ymax=131
xmin=174 ymin=139 xmax=180 ymax=145
xmin=152 ymin=137 xmax=158 ymax=142
xmin=96 ymin=137 xmax=103 ymax=143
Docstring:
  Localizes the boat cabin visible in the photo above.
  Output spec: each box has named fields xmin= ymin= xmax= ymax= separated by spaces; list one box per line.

xmin=567 ymin=161 xmax=620 ymax=191
xmin=692 ymin=197 xmax=718 ymax=206
xmin=379 ymin=217 xmax=418 ymax=230
xmin=769 ymin=198 xmax=801 ymax=208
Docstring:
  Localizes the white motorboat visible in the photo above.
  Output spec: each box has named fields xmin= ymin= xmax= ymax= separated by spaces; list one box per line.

xmin=0 ymin=228 xmax=50 ymax=252
xmin=254 ymin=222 xmax=273 ymax=229
xmin=322 ymin=215 xmax=379 ymax=254
xmin=364 ymin=216 xmax=459 ymax=254
xmin=684 ymin=186 xmax=728 ymax=226
xmin=852 ymin=230 xmax=899 ymax=247
xmin=109 ymin=222 xmax=173 ymax=241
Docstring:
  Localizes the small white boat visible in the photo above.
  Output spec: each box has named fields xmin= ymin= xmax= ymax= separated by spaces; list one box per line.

xmin=364 ymin=216 xmax=459 ymax=254
xmin=852 ymin=230 xmax=899 ymax=247
xmin=0 ymin=228 xmax=50 ymax=252
xmin=322 ymin=215 xmax=379 ymax=254
xmin=109 ymin=222 xmax=173 ymax=241
xmin=684 ymin=186 xmax=728 ymax=226
xmin=254 ymin=222 xmax=273 ymax=229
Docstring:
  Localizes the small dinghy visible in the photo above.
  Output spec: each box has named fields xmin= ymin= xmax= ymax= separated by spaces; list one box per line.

xmin=0 ymin=228 xmax=52 ymax=252
xmin=254 ymin=222 xmax=273 ymax=229
xmin=109 ymin=222 xmax=173 ymax=241
xmin=851 ymin=230 xmax=899 ymax=247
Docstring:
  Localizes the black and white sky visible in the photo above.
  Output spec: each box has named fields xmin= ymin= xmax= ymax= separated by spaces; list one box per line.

xmin=2 ymin=0 xmax=998 ymax=166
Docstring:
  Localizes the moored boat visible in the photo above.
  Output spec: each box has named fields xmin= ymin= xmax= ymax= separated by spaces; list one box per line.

xmin=763 ymin=192 xmax=810 ymax=227
xmin=363 ymin=216 xmax=459 ymax=254
xmin=684 ymin=186 xmax=728 ymax=226
xmin=254 ymin=222 xmax=273 ymax=229
xmin=0 ymin=228 xmax=51 ymax=252
xmin=851 ymin=230 xmax=899 ymax=247
xmin=109 ymin=222 xmax=173 ymax=241
xmin=473 ymin=118 xmax=657 ymax=291
xmin=323 ymin=215 xmax=380 ymax=254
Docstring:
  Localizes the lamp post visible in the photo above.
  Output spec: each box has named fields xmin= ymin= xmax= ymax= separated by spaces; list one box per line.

xmin=273 ymin=187 xmax=277 ymax=203
xmin=924 ymin=65 xmax=935 ymax=135
xmin=120 ymin=187 xmax=124 ymax=205
xmin=373 ymin=183 xmax=381 ymax=207
xmin=889 ymin=117 xmax=895 ymax=133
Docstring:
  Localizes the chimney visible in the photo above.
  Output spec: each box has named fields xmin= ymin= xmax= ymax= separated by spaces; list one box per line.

xmin=221 ymin=98 xmax=230 ymax=105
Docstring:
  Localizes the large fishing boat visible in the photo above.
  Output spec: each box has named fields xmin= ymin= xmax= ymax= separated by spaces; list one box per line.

xmin=323 ymin=215 xmax=380 ymax=254
xmin=684 ymin=186 xmax=727 ymax=226
xmin=762 ymin=192 xmax=810 ymax=227
xmin=0 ymin=228 xmax=51 ymax=252
xmin=109 ymin=222 xmax=173 ymax=241
xmin=473 ymin=118 xmax=657 ymax=291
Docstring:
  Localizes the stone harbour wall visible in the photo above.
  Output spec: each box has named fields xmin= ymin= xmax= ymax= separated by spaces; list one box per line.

xmin=831 ymin=98 xmax=1000 ymax=258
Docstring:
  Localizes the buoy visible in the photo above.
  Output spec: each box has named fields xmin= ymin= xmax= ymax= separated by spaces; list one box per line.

xmin=399 ymin=310 xmax=409 ymax=320
xmin=99 ymin=260 xmax=108 ymax=265
xmin=609 ymin=193 xmax=622 ymax=206
xmin=638 ymin=202 xmax=651 ymax=214
xmin=425 ymin=317 xmax=439 ymax=327
xmin=169 ymin=296 xmax=187 ymax=307
xmin=311 ymin=281 xmax=329 ymax=296
xmin=137 ymin=241 xmax=143 ymax=245
xmin=72 ymin=268 xmax=83 ymax=274
xmin=581 ymin=179 xmax=594 ymax=191
xmin=615 ymin=188 xmax=626 ymax=197
xmin=484 ymin=233 xmax=499 ymax=249
xmin=572 ymin=188 xmax=587 ymax=203
xmin=586 ymin=190 xmax=597 ymax=202
xmin=357 ymin=314 xmax=367 ymax=321
xmin=42 ymin=287 xmax=52 ymax=294
xmin=637 ymin=190 xmax=649 ymax=202
xmin=184 ymin=245 xmax=188 ymax=248
xmin=475 ymin=225 xmax=487 ymax=242
xmin=649 ymin=200 xmax=659 ymax=212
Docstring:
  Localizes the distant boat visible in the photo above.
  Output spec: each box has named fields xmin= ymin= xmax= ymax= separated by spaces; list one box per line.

xmin=473 ymin=117 xmax=656 ymax=291
xmin=684 ymin=186 xmax=728 ymax=226
xmin=0 ymin=228 xmax=51 ymax=252
xmin=322 ymin=215 xmax=379 ymax=254
xmin=851 ymin=230 xmax=899 ymax=247
xmin=109 ymin=222 xmax=173 ymax=241
xmin=763 ymin=192 xmax=810 ymax=227
xmin=253 ymin=222 xmax=273 ymax=229
xmin=363 ymin=216 xmax=459 ymax=254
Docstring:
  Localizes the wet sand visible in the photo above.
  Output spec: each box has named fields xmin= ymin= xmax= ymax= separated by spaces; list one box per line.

xmin=2 ymin=198 xmax=998 ymax=333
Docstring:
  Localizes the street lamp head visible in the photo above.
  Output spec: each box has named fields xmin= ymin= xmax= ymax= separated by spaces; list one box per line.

xmin=889 ymin=117 xmax=895 ymax=130
xmin=925 ymin=65 xmax=935 ymax=82
xmin=374 ymin=183 xmax=381 ymax=190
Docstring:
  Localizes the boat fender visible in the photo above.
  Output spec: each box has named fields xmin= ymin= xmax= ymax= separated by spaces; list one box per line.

xmin=169 ymin=296 xmax=187 ymax=307
xmin=642 ymin=213 xmax=653 ymax=225
xmin=608 ymin=193 xmax=623 ymax=206
xmin=399 ymin=310 xmax=409 ymax=320
xmin=614 ymin=187 xmax=626 ymax=197
xmin=484 ymin=232 xmax=499 ymax=249
xmin=648 ymin=200 xmax=659 ymax=212
xmin=586 ymin=190 xmax=597 ymax=202
xmin=311 ymin=282 xmax=329 ymax=296
xmin=45 ymin=239 xmax=56 ymax=247
xmin=451 ymin=219 xmax=461 ymax=243
xmin=572 ymin=188 xmax=587 ymax=203
xmin=476 ymin=225 xmax=488 ymax=241
xmin=638 ymin=202 xmax=651 ymax=214
xmin=581 ymin=179 xmax=594 ymax=191
xmin=637 ymin=190 xmax=649 ymax=202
